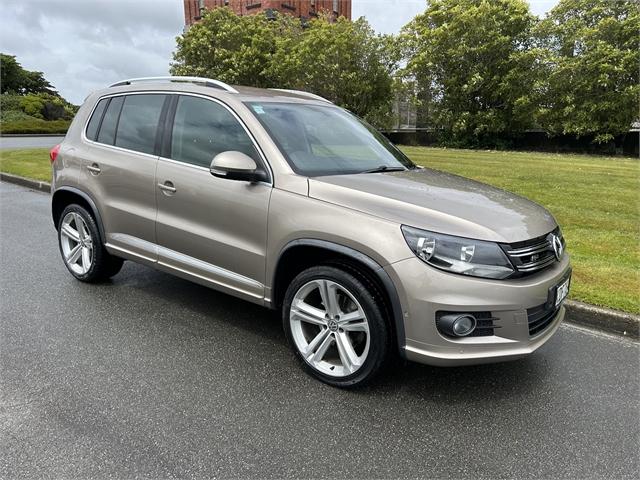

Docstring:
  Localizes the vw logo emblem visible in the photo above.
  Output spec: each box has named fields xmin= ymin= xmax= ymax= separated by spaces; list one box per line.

xmin=551 ymin=235 xmax=563 ymax=261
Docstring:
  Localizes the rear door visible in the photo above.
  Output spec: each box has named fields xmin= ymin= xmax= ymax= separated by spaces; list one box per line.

xmin=81 ymin=93 xmax=169 ymax=261
xmin=155 ymin=94 xmax=272 ymax=302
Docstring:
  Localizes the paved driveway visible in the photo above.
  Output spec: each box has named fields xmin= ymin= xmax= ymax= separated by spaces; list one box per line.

xmin=0 ymin=135 xmax=65 ymax=149
xmin=1 ymin=181 xmax=638 ymax=479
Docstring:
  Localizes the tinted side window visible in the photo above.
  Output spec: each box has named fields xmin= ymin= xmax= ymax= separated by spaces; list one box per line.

xmin=115 ymin=94 xmax=166 ymax=155
xmin=85 ymin=98 xmax=108 ymax=141
xmin=170 ymin=96 xmax=259 ymax=168
xmin=97 ymin=96 xmax=124 ymax=145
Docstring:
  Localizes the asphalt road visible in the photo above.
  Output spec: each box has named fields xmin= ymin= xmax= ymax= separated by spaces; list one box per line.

xmin=0 ymin=135 xmax=65 ymax=150
xmin=1 ymin=181 xmax=638 ymax=479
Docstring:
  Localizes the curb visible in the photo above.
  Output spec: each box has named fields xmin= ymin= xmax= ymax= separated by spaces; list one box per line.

xmin=0 ymin=174 xmax=638 ymax=340
xmin=564 ymin=300 xmax=639 ymax=340
xmin=0 ymin=133 xmax=66 ymax=138
xmin=0 ymin=172 xmax=51 ymax=193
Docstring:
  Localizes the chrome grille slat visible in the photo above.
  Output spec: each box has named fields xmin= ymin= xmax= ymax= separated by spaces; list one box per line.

xmin=517 ymin=255 xmax=557 ymax=272
xmin=502 ymin=228 xmax=564 ymax=277
xmin=507 ymin=242 xmax=551 ymax=257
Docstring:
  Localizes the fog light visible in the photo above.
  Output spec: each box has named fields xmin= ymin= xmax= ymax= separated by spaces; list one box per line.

xmin=452 ymin=315 xmax=476 ymax=336
xmin=437 ymin=313 xmax=477 ymax=337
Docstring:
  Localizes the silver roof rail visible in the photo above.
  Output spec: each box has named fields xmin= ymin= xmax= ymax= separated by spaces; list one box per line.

xmin=109 ymin=76 xmax=239 ymax=93
xmin=269 ymin=89 xmax=332 ymax=103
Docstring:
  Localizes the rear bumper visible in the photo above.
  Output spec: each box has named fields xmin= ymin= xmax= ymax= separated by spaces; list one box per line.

xmin=385 ymin=255 xmax=571 ymax=367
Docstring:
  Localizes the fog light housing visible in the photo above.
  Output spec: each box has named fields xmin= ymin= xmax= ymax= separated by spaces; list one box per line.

xmin=437 ymin=313 xmax=477 ymax=337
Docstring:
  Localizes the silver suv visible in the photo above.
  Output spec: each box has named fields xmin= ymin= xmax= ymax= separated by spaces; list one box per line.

xmin=51 ymin=77 xmax=571 ymax=387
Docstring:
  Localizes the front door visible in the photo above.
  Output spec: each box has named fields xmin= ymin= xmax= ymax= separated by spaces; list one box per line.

xmin=155 ymin=94 xmax=272 ymax=302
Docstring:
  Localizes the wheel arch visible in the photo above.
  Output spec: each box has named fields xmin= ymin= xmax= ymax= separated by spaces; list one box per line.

xmin=272 ymin=239 xmax=406 ymax=358
xmin=52 ymin=187 xmax=106 ymax=244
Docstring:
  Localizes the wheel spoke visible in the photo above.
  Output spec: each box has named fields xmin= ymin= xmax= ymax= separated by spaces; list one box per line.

xmin=335 ymin=331 xmax=360 ymax=374
xmin=74 ymin=213 xmax=86 ymax=240
xmin=342 ymin=320 xmax=368 ymax=333
xmin=337 ymin=309 xmax=365 ymax=325
xmin=292 ymin=300 xmax=327 ymax=326
xmin=61 ymin=224 xmax=80 ymax=243
xmin=318 ymin=280 xmax=340 ymax=317
xmin=66 ymin=244 xmax=82 ymax=264
xmin=81 ymin=247 xmax=91 ymax=271
xmin=304 ymin=328 xmax=331 ymax=362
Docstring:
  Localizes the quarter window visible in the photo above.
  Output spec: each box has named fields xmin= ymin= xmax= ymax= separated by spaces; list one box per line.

xmin=170 ymin=95 xmax=259 ymax=168
xmin=115 ymin=94 xmax=166 ymax=155
xmin=85 ymin=98 xmax=108 ymax=141
xmin=96 ymin=96 xmax=124 ymax=146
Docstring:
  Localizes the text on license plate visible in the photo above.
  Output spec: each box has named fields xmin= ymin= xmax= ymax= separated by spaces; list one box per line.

xmin=555 ymin=278 xmax=570 ymax=307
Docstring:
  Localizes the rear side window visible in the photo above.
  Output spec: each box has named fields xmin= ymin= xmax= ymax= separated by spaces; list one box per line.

xmin=170 ymin=95 xmax=259 ymax=168
xmin=85 ymin=98 xmax=108 ymax=141
xmin=115 ymin=94 xmax=166 ymax=155
xmin=97 ymin=96 xmax=124 ymax=145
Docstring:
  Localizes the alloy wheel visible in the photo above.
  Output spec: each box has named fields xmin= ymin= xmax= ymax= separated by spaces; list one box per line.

xmin=60 ymin=212 xmax=93 ymax=275
xmin=289 ymin=279 xmax=370 ymax=377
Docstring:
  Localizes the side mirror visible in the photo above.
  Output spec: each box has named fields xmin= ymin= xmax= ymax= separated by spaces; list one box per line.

xmin=210 ymin=151 xmax=268 ymax=183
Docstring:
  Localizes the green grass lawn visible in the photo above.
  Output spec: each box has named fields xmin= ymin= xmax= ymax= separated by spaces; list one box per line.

xmin=1 ymin=146 xmax=638 ymax=313
xmin=0 ymin=148 xmax=51 ymax=182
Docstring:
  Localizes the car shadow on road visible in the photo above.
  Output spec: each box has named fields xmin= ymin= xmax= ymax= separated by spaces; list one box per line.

xmin=107 ymin=262 xmax=550 ymax=400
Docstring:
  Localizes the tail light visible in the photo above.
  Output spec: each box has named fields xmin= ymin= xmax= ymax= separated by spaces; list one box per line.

xmin=49 ymin=144 xmax=61 ymax=164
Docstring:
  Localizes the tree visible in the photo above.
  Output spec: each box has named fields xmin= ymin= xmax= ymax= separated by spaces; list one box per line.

xmin=535 ymin=0 xmax=639 ymax=143
xmin=171 ymin=9 xmax=397 ymax=128
xmin=1 ymin=53 xmax=57 ymax=95
xmin=269 ymin=17 xmax=397 ymax=127
xmin=401 ymin=0 xmax=540 ymax=146
xmin=171 ymin=7 xmax=301 ymax=87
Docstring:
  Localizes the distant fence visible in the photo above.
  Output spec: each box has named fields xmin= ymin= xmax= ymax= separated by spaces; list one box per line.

xmin=383 ymin=129 xmax=639 ymax=157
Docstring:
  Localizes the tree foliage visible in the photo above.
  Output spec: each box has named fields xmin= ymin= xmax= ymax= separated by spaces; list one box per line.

xmin=401 ymin=0 xmax=539 ymax=146
xmin=269 ymin=17 xmax=398 ymax=126
xmin=1 ymin=53 xmax=57 ymax=96
xmin=535 ymin=0 xmax=639 ymax=143
xmin=171 ymin=7 xmax=301 ymax=87
xmin=171 ymin=4 xmax=638 ymax=145
xmin=171 ymin=8 xmax=396 ymax=127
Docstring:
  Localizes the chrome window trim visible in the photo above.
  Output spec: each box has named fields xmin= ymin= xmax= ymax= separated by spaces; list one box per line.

xmin=81 ymin=90 xmax=274 ymax=185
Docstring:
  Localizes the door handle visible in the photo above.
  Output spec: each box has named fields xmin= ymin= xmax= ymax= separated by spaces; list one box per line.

xmin=158 ymin=181 xmax=177 ymax=194
xmin=87 ymin=164 xmax=101 ymax=175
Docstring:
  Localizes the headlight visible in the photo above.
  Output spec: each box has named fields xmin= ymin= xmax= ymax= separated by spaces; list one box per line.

xmin=401 ymin=226 xmax=514 ymax=279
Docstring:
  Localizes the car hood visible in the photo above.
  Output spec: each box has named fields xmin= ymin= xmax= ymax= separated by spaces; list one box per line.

xmin=308 ymin=168 xmax=557 ymax=243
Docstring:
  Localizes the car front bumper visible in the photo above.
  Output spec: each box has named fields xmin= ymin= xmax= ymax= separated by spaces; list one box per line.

xmin=385 ymin=254 xmax=572 ymax=366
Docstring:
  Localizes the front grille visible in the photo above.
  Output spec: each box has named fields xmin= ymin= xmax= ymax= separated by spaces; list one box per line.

xmin=527 ymin=303 xmax=560 ymax=336
xmin=502 ymin=228 xmax=565 ymax=277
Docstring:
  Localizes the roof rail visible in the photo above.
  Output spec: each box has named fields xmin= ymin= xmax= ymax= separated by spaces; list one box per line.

xmin=109 ymin=76 xmax=239 ymax=93
xmin=269 ymin=89 xmax=332 ymax=103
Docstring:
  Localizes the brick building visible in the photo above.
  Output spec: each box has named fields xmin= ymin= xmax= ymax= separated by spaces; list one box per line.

xmin=183 ymin=0 xmax=352 ymax=27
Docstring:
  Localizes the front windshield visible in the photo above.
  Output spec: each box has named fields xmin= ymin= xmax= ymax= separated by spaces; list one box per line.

xmin=245 ymin=102 xmax=415 ymax=176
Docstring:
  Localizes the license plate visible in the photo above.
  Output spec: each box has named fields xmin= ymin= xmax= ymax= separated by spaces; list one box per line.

xmin=555 ymin=277 xmax=570 ymax=307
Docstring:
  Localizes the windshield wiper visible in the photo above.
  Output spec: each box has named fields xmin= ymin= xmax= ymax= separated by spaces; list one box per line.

xmin=361 ymin=165 xmax=406 ymax=174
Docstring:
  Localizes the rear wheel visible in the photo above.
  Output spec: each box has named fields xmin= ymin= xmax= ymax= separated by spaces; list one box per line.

xmin=58 ymin=204 xmax=123 ymax=282
xmin=282 ymin=265 xmax=389 ymax=388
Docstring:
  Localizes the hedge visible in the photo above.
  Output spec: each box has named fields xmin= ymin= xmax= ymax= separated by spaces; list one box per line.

xmin=0 ymin=118 xmax=71 ymax=134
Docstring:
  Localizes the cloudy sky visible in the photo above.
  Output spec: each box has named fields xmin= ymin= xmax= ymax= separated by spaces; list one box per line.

xmin=0 ymin=0 xmax=558 ymax=105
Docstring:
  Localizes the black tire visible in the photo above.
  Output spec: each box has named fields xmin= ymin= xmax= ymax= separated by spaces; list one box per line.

xmin=57 ymin=204 xmax=123 ymax=282
xmin=282 ymin=265 xmax=390 ymax=388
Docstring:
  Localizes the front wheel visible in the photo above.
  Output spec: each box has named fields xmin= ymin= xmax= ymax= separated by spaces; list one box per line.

xmin=282 ymin=265 xmax=390 ymax=388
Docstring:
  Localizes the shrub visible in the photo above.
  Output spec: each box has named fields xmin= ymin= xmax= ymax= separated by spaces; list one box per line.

xmin=19 ymin=95 xmax=45 ymax=119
